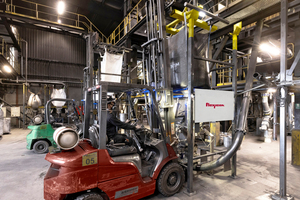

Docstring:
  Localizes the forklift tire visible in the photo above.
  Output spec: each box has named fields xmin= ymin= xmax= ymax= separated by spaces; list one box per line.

xmin=75 ymin=193 xmax=103 ymax=200
xmin=33 ymin=140 xmax=49 ymax=154
xmin=157 ymin=162 xmax=185 ymax=197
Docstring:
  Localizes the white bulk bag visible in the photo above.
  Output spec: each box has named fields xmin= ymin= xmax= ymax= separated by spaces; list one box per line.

xmin=51 ymin=89 xmax=66 ymax=107
xmin=101 ymin=50 xmax=123 ymax=83
xmin=28 ymin=92 xmax=42 ymax=110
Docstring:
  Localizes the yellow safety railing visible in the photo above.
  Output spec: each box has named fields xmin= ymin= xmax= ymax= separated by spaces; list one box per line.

xmin=107 ymin=0 xmax=146 ymax=45
xmin=0 ymin=37 xmax=20 ymax=74
xmin=215 ymin=43 xmax=295 ymax=86
xmin=2 ymin=0 xmax=108 ymax=43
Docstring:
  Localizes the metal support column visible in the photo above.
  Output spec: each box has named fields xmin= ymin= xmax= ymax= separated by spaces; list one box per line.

xmin=231 ymin=22 xmax=241 ymax=178
xmin=231 ymin=48 xmax=237 ymax=177
xmin=273 ymin=92 xmax=278 ymax=141
xmin=98 ymin=85 xmax=107 ymax=149
xmin=280 ymin=0 xmax=288 ymax=197
xmin=157 ymin=0 xmax=171 ymax=88
xmin=272 ymin=2 xmax=294 ymax=200
xmin=185 ymin=11 xmax=196 ymax=196
xmin=157 ymin=0 xmax=174 ymax=142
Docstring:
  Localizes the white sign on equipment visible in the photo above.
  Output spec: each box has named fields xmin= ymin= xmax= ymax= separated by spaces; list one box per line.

xmin=194 ymin=89 xmax=234 ymax=123
xmin=11 ymin=107 xmax=21 ymax=117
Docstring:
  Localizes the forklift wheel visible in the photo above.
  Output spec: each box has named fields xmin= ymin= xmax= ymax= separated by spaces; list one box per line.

xmin=33 ymin=140 xmax=49 ymax=154
xmin=157 ymin=162 xmax=185 ymax=197
xmin=75 ymin=193 xmax=103 ymax=200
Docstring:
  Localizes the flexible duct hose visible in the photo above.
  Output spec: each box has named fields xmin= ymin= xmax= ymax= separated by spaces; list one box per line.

xmin=197 ymin=130 xmax=244 ymax=171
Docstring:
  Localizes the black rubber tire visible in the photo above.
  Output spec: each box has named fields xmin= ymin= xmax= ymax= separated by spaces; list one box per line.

xmin=157 ymin=162 xmax=185 ymax=197
xmin=75 ymin=193 xmax=103 ymax=200
xmin=33 ymin=140 xmax=49 ymax=154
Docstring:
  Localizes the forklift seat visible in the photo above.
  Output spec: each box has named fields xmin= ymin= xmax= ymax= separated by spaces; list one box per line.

xmin=107 ymin=145 xmax=137 ymax=157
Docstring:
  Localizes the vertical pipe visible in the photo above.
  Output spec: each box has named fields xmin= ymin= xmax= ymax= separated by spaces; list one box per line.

xmin=16 ymin=85 xmax=18 ymax=125
xmin=142 ymin=49 xmax=146 ymax=85
xmin=21 ymin=56 xmax=23 ymax=77
xmin=279 ymin=0 xmax=287 ymax=197
xmin=25 ymin=40 xmax=27 ymax=86
xmin=186 ymin=14 xmax=194 ymax=194
xmin=231 ymin=49 xmax=237 ymax=178
xmin=157 ymin=0 xmax=171 ymax=88
xmin=273 ymin=92 xmax=278 ymax=141
xmin=22 ymin=83 xmax=25 ymax=128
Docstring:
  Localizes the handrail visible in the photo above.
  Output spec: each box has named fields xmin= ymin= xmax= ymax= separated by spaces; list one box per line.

xmin=107 ymin=0 xmax=146 ymax=44
xmin=2 ymin=0 xmax=108 ymax=43
xmin=215 ymin=43 xmax=294 ymax=86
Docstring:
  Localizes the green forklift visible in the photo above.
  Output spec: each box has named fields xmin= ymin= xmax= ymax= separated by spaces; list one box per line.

xmin=26 ymin=99 xmax=83 ymax=153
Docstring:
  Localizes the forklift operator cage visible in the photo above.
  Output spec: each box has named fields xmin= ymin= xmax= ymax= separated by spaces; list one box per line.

xmin=83 ymin=81 xmax=167 ymax=150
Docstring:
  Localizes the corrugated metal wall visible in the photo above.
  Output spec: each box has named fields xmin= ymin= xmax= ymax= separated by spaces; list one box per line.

xmin=18 ymin=26 xmax=86 ymax=82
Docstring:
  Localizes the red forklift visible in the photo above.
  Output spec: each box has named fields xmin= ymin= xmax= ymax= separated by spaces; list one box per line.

xmin=44 ymin=82 xmax=185 ymax=200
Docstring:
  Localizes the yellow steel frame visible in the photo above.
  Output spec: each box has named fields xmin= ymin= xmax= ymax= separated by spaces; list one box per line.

xmin=167 ymin=5 xmax=218 ymax=36
xmin=231 ymin=22 xmax=242 ymax=50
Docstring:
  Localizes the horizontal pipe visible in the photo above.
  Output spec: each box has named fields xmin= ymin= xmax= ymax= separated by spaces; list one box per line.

xmin=184 ymin=2 xmax=230 ymax=24
xmin=253 ymin=72 xmax=276 ymax=87
xmin=1 ymin=79 xmax=66 ymax=86
xmin=194 ymin=56 xmax=234 ymax=66
xmin=100 ymin=72 xmax=130 ymax=77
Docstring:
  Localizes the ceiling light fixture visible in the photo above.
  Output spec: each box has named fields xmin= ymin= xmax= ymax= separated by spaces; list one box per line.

xmin=267 ymin=88 xmax=276 ymax=93
xmin=257 ymin=57 xmax=263 ymax=63
xmin=218 ymin=3 xmax=225 ymax=10
xmin=58 ymin=19 xmax=62 ymax=24
xmin=3 ymin=65 xmax=12 ymax=73
xmin=259 ymin=43 xmax=280 ymax=56
xmin=57 ymin=1 xmax=65 ymax=15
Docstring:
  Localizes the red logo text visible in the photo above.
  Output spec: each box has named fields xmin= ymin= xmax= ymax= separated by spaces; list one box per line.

xmin=206 ymin=103 xmax=225 ymax=109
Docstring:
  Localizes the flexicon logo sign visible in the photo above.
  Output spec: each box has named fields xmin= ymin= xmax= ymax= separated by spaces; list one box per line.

xmin=206 ymin=103 xmax=225 ymax=109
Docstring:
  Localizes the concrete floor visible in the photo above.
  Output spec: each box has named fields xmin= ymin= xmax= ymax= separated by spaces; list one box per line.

xmin=0 ymin=129 xmax=300 ymax=200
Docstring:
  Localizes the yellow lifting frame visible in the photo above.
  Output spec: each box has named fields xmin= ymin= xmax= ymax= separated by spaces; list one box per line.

xmin=231 ymin=22 xmax=242 ymax=50
xmin=167 ymin=6 xmax=218 ymax=36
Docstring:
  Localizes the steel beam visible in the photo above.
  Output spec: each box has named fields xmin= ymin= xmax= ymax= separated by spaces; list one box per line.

xmin=209 ymin=35 xmax=229 ymax=71
xmin=2 ymin=17 xmax=21 ymax=52
xmin=194 ymin=56 xmax=233 ymax=66
xmin=210 ymin=0 xmax=300 ymax=40
xmin=184 ymin=3 xmax=229 ymax=24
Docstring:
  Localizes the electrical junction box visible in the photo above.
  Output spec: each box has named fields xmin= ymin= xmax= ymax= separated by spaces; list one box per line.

xmin=11 ymin=107 xmax=21 ymax=117
xmin=194 ymin=89 xmax=234 ymax=123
